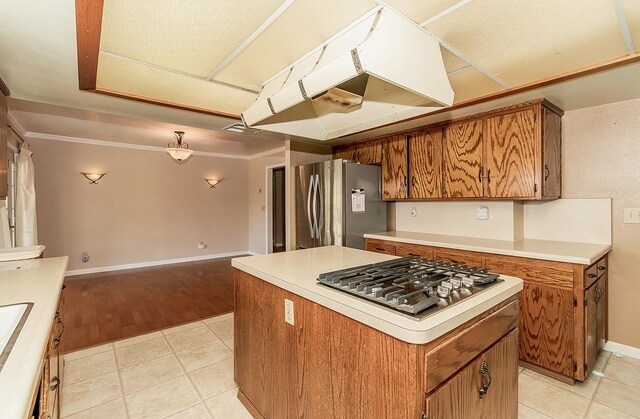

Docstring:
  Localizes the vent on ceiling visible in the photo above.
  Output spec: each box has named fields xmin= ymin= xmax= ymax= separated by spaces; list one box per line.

xmin=223 ymin=122 xmax=262 ymax=135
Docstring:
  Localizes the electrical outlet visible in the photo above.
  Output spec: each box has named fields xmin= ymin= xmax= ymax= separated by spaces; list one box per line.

xmin=198 ymin=241 xmax=207 ymax=249
xmin=623 ymin=208 xmax=640 ymax=224
xmin=476 ymin=206 xmax=489 ymax=220
xmin=81 ymin=252 xmax=90 ymax=263
xmin=284 ymin=299 xmax=294 ymax=325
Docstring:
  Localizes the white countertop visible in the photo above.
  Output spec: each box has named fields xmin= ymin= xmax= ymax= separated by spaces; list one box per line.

xmin=0 ymin=257 xmax=68 ymax=419
xmin=232 ymin=247 xmax=522 ymax=345
xmin=364 ymin=231 xmax=612 ymax=265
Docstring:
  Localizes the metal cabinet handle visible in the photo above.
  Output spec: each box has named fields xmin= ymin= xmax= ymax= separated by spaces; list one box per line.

xmin=597 ymin=266 xmax=606 ymax=271
xmin=479 ymin=361 xmax=492 ymax=399
xmin=588 ymin=273 xmax=597 ymax=279
xmin=487 ymin=169 xmax=491 ymax=184
xmin=544 ymin=165 xmax=550 ymax=181
xmin=375 ymin=247 xmax=386 ymax=252
xmin=50 ymin=376 xmax=60 ymax=392
xmin=595 ymin=285 xmax=603 ymax=304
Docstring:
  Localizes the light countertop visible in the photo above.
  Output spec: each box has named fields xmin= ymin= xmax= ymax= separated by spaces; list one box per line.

xmin=0 ymin=257 xmax=68 ymax=419
xmin=364 ymin=231 xmax=612 ymax=265
xmin=232 ymin=247 xmax=522 ymax=345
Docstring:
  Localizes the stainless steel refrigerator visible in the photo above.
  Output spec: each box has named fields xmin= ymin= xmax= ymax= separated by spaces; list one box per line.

xmin=295 ymin=159 xmax=387 ymax=250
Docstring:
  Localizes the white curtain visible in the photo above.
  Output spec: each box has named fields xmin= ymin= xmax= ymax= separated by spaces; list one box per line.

xmin=16 ymin=143 xmax=38 ymax=246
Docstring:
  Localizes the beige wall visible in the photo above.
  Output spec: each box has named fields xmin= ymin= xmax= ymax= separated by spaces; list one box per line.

xmin=562 ymin=98 xmax=640 ymax=348
xmin=31 ymin=139 xmax=250 ymax=270
xmin=248 ymin=152 xmax=285 ymax=254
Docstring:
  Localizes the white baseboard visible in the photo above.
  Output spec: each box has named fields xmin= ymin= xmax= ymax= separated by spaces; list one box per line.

xmin=65 ymin=250 xmax=253 ymax=276
xmin=604 ymin=341 xmax=640 ymax=360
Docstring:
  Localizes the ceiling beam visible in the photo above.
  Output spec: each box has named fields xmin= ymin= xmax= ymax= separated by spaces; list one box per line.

xmin=430 ymin=33 xmax=510 ymax=89
xmin=100 ymin=51 xmax=259 ymax=95
xmin=75 ymin=0 xmax=104 ymax=90
xmin=613 ymin=0 xmax=636 ymax=55
xmin=205 ymin=0 xmax=295 ymax=82
xmin=420 ymin=0 xmax=474 ymax=26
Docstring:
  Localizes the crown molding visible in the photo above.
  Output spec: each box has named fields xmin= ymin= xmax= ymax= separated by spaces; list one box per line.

xmin=248 ymin=146 xmax=286 ymax=160
xmin=22 ymin=131 xmax=283 ymax=160
xmin=6 ymin=110 xmax=27 ymax=137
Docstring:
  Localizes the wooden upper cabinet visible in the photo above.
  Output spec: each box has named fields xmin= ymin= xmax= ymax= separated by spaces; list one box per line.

xmin=484 ymin=109 xmax=537 ymax=199
xmin=333 ymin=145 xmax=357 ymax=162
xmin=332 ymin=141 xmax=382 ymax=165
xmin=382 ymin=135 xmax=408 ymax=200
xmin=542 ymin=107 xmax=562 ymax=199
xmin=409 ymin=129 xmax=443 ymax=199
xmin=443 ymin=120 xmax=483 ymax=198
xmin=355 ymin=140 xmax=382 ymax=165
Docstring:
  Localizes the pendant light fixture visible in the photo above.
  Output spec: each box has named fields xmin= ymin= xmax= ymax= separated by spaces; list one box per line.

xmin=166 ymin=131 xmax=194 ymax=162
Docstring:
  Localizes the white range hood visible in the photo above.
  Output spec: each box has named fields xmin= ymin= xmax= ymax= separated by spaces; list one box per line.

xmin=241 ymin=6 xmax=454 ymax=141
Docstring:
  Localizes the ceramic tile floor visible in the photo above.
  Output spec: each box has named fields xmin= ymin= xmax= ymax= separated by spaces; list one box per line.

xmin=62 ymin=313 xmax=640 ymax=419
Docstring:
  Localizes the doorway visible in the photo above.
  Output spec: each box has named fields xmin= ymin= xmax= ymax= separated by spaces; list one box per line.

xmin=271 ymin=167 xmax=286 ymax=253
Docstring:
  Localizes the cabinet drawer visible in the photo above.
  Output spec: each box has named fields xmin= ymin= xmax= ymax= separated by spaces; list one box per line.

xmin=396 ymin=243 xmax=434 ymax=259
xmin=425 ymin=329 xmax=519 ymax=419
xmin=425 ymin=300 xmax=518 ymax=393
xmin=434 ymin=249 xmax=483 ymax=268
xmin=585 ymin=263 xmax=599 ymax=289
xmin=365 ymin=241 xmax=396 ymax=255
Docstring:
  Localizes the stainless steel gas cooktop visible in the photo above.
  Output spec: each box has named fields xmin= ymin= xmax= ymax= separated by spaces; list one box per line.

xmin=317 ymin=256 xmax=502 ymax=318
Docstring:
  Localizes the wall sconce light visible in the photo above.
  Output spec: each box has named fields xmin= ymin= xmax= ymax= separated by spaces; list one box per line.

xmin=82 ymin=172 xmax=106 ymax=184
xmin=205 ymin=178 xmax=220 ymax=188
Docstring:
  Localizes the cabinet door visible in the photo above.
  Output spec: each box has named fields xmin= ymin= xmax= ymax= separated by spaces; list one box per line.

xmin=519 ymin=282 xmax=574 ymax=377
xmin=425 ymin=329 xmax=518 ymax=419
xmin=234 ymin=270 xmax=290 ymax=418
xmin=409 ymin=129 xmax=443 ymax=199
xmin=356 ymin=141 xmax=382 ymax=165
xmin=484 ymin=109 xmax=537 ymax=198
xmin=542 ymin=107 xmax=562 ymax=198
xmin=585 ymin=277 xmax=607 ymax=374
xmin=333 ymin=145 xmax=356 ymax=161
xmin=382 ymin=135 xmax=408 ymax=200
xmin=443 ymin=120 xmax=483 ymax=198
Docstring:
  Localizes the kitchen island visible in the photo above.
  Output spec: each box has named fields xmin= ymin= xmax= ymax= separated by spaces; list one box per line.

xmin=232 ymin=247 xmax=523 ymax=419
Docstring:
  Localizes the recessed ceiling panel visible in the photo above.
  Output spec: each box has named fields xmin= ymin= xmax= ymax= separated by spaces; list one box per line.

xmin=100 ymin=0 xmax=286 ymax=79
xmin=441 ymin=47 xmax=469 ymax=74
xmin=382 ymin=0 xmax=465 ymax=24
xmin=96 ymin=54 xmax=256 ymax=115
xmin=213 ymin=0 xmax=377 ymax=91
xmin=426 ymin=0 xmax=629 ymax=87
xmin=622 ymin=0 xmax=640 ymax=52
xmin=447 ymin=66 xmax=504 ymax=104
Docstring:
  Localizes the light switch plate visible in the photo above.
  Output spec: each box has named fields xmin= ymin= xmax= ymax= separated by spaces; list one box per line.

xmin=284 ymin=299 xmax=294 ymax=325
xmin=623 ymin=208 xmax=640 ymax=224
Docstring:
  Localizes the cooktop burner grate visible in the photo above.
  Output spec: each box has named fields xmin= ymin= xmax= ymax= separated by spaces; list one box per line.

xmin=317 ymin=256 xmax=501 ymax=318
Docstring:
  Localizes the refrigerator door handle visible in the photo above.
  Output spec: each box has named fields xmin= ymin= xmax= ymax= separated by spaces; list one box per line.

xmin=315 ymin=173 xmax=323 ymax=240
xmin=307 ymin=174 xmax=314 ymax=238
xmin=312 ymin=173 xmax=318 ymax=240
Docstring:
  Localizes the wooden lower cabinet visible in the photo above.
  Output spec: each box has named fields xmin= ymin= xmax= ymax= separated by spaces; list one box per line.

xmin=426 ymin=330 xmax=518 ymax=419
xmin=34 ymin=286 xmax=65 ymax=419
xmin=365 ymin=238 xmax=609 ymax=382
xmin=234 ymin=269 xmax=519 ymax=419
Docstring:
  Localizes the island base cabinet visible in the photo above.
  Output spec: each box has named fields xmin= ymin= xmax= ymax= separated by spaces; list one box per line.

xmin=234 ymin=269 xmax=519 ymax=419
xmin=425 ymin=330 xmax=518 ymax=419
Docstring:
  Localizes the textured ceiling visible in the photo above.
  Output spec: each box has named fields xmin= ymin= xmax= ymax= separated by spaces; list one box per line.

xmin=95 ymin=0 xmax=639 ymax=123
